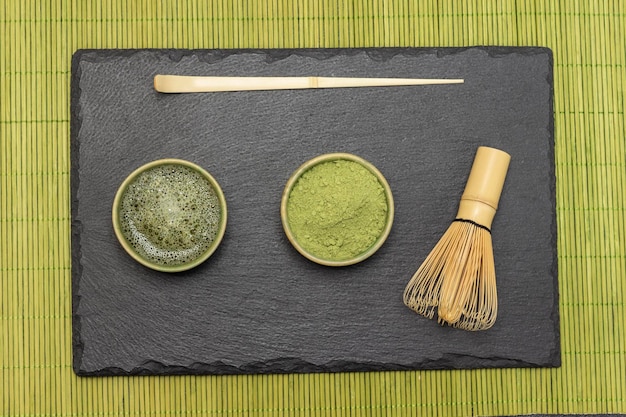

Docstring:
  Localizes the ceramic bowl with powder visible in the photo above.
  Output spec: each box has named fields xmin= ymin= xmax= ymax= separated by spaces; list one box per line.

xmin=112 ymin=159 xmax=227 ymax=272
xmin=281 ymin=153 xmax=394 ymax=266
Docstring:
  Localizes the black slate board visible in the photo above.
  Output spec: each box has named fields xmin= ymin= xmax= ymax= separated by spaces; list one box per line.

xmin=71 ymin=47 xmax=559 ymax=376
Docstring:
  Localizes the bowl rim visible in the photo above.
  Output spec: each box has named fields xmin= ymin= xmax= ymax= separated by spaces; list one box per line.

xmin=280 ymin=152 xmax=394 ymax=267
xmin=112 ymin=158 xmax=228 ymax=273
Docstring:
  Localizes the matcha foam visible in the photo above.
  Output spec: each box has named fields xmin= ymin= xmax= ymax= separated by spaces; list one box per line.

xmin=286 ymin=159 xmax=389 ymax=261
xmin=118 ymin=164 xmax=222 ymax=267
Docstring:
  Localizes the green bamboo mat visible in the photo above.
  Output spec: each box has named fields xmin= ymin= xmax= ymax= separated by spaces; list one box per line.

xmin=1 ymin=0 xmax=625 ymax=416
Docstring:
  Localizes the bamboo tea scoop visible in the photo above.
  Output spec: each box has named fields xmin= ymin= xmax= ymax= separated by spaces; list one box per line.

xmin=154 ymin=75 xmax=464 ymax=93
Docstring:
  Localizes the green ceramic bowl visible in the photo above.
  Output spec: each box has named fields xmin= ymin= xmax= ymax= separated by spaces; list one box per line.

xmin=281 ymin=153 xmax=394 ymax=267
xmin=112 ymin=159 xmax=227 ymax=273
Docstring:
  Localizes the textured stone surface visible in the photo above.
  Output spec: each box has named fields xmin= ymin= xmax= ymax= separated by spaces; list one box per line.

xmin=71 ymin=47 xmax=558 ymax=376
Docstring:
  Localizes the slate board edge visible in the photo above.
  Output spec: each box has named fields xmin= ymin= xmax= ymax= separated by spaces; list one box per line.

xmin=546 ymin=48 xmax=561 ymax=369
xmin=70 ymin=47 xmax=558 ymax=377
xmin=70 ymin=49 xmax=86 ymax=376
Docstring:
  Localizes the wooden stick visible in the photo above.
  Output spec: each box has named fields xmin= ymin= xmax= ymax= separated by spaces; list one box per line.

xmin=154 ymin=75 xmax=464 ymax=93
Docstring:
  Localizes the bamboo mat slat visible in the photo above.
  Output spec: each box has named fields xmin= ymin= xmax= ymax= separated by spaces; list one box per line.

xmin=1 ymin=1 xmax=625 ymax=416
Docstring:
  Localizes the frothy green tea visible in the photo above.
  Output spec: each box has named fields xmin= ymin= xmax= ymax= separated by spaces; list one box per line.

xmin=118 ymin=164 xmax=221 ymax=267
xmin=286 ymin=159 xmax=388 ymax=261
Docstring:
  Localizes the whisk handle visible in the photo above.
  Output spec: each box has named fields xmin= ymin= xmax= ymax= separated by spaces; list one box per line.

xmin=456 ymin=146 xmax=511 ymax=229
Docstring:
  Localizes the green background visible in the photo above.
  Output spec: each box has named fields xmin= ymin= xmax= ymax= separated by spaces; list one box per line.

xmin=1 ymin=1 xmax=625 ymax=415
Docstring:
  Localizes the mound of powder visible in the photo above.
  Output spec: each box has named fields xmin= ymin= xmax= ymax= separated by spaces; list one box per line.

xmin=286 ymin=159 xmax=389 ymax=262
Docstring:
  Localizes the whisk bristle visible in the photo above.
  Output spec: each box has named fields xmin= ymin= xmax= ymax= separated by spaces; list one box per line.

xmin=402 ymin=220 xmax=462 ymax=319
xmin=403 ymin=219 xmax=498 ymax=331
xmin=438 ymin=220 xmax=497 ymax=330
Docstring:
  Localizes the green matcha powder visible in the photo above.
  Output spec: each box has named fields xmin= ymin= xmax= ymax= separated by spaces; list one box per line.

xmin=286 ymin=159 xmax=389 ymax=261
xmin=119 ymin=164 xmax=221 ymax=267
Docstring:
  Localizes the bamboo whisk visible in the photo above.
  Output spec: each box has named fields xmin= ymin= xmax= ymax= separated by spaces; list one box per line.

xmin=403 ymin=146 xmax=511 ymax=331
